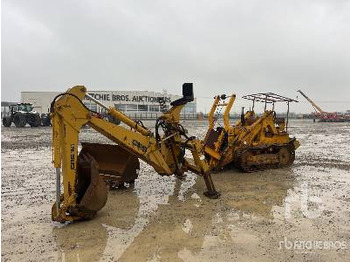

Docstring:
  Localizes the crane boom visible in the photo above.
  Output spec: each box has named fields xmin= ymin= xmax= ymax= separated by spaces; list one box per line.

xmin=297 ymin=90 xmax=324 ymax=113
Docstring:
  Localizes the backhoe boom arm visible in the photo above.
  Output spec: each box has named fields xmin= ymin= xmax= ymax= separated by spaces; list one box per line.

xmin=51 ymin=84 xmax=219 ymax=222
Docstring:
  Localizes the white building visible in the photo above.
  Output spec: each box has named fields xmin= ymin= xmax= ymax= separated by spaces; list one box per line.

xmin=21 ymin=90 xmax=197 ymax=119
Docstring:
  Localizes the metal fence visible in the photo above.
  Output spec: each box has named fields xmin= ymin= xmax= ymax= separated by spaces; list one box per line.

xmin=123 ymin=112 xmax=198 ymax=120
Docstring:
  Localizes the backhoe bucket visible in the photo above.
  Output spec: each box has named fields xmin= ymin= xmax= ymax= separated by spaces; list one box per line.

xmin=75 ymin=143 xmax=140 ymax=215
xmin=76 ymin=153 xmax=108 ymax=214
xmin=80 ymin=142 xmax=140 ymax=184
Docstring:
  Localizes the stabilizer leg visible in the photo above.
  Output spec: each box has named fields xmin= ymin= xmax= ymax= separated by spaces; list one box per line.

xmin=203 ymin=173 xmax=220 ymax=199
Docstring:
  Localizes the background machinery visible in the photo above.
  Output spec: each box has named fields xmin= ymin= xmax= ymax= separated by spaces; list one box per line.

xmin=297 ymin=90 xmax=349 ymax=122
xmin=2 ymin=102 xmax=51 ymax=127
xmin=51 ymin=83 xmax=220 ymax=222
xmin=204 ymin=92 xmax=300 ymax=172
xmin=2 ymin=103 xmax=42 ymax=127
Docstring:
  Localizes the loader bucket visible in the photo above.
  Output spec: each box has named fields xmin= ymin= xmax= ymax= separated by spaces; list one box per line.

xmin=75 ymin=143 xmax=140 ymax=215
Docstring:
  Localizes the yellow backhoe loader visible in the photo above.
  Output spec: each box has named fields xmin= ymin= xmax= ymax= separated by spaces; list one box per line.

xmin=203 ymin=92 xmax=300 ymax=172
xmin=51 ymin=85 xmax=300 ymax=223
xmin=51 ymin=83 xmax=221 ymax=222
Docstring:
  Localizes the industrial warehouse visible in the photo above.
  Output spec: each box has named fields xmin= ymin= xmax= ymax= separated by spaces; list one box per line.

xmin=20 ymin=89 xmax=197 ymax=119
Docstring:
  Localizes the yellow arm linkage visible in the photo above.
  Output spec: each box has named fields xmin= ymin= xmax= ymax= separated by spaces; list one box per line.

xmin=204 ymin=94 xmax=235 ymax=164
xmin=51 ymin=85 xmax=219 ymax=222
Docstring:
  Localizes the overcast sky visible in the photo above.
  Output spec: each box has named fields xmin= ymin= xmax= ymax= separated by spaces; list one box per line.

xmin=2 ymin=0 xmax=350 ymax=113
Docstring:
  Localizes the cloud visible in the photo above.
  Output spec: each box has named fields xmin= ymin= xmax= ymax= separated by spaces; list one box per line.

xmin=2 ymin=0 xmax=350 ymax=112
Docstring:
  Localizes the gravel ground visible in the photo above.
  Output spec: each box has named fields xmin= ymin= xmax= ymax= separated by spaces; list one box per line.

xmin=1 ymin=119 xmax=350 ymax=261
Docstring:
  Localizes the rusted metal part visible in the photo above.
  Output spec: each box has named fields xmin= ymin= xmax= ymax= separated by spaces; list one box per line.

xmin=65 ymin=143 xmax=141 ymax=220
xmin=76 ymin=152 xmax=108 ymax=214
xmin=278 ymin=147 xmax=294 ymax=166
xmin=80 ymin=143 xmax=140 ymax=185
xmin=234 ymin=143 xmax=296 ymax=172
xmin=203 ymin=128 xmax=221 ymax=149
xmin=203 ymin=172 xmax=221 ymax=199
xmin=242 ymin=92 xmax=298 ymax=103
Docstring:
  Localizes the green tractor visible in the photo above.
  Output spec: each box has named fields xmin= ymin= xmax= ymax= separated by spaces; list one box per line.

xmin=2 ymin=103 xmax=42 ymax=127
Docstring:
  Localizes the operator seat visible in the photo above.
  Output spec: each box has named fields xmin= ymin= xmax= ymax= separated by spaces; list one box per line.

xmin=170 ymin=83 xmax=194 ymax=106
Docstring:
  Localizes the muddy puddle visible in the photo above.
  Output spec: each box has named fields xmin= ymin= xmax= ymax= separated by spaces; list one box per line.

xmin=1 ymin=120 xmax=350 ymax=261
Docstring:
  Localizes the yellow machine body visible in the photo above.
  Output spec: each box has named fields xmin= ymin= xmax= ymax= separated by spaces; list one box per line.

xmin=51 ymin=86 xmax=300 ymax=223
xmin=204 ymin=93 xmax=300 ymax=172
xmin=51 ymin=84 xmax=219 ymax=222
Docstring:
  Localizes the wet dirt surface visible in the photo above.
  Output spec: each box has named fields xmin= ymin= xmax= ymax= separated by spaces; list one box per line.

xmin=1 ymin=120 xmax=350 ymax=261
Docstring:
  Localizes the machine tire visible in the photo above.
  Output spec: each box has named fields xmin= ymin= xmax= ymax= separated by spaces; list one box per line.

xmin=28 ymin=114 xmax=41 ymax=127
xmin=2 ymin=117 xmax=12 ymax=127
xmin=41 ymin=114 xmax=51 ymax=126
xmin=13 ymin=113 xmax=26 ymax=127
